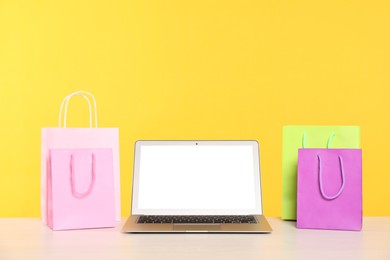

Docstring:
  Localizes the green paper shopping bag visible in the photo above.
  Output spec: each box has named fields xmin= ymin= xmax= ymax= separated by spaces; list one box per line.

xmin=282 ymin=126 xmax=360 ymax=220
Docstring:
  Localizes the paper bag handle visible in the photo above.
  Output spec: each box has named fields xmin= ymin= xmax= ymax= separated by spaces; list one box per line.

xmin=58 ymin=91 xmax=98 ymax=128
xmin=70 ymin=153 xmax=96 ymax=198
xmin=302 ymin=131 xmax=336 ymax=149
xmin=317 ymin=154 xmax=345 ymax=200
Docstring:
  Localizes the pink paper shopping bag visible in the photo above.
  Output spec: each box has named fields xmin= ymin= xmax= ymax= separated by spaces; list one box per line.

xmin=47 ymin=148 xmax=115 ymax=230
xmin=41 ymin=91 xmax=120 ymax=224
xmin=297 ymin=147 xmax=362 ymax=231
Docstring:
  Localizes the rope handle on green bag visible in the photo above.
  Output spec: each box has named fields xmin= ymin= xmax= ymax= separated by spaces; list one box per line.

xmin=302 ymin=131 xmax=336 ymax=148
xmin=317 ymin=154 xmax=345 ymax=200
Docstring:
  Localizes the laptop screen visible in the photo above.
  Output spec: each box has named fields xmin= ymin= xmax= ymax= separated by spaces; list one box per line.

xmin=131 ymin=141 xmax=262 ymax=215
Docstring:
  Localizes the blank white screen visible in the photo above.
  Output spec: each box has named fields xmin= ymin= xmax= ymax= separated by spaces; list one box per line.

xmin=137 ymin=145 xmax=257 ymax=211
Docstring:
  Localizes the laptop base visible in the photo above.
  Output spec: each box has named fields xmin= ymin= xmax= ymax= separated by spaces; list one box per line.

xmin=122 ymin=215 xmax=272 ymax=233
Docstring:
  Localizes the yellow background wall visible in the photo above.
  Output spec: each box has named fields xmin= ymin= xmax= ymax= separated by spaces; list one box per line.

xmin=0 ymin=1 xmax=389 ymax=217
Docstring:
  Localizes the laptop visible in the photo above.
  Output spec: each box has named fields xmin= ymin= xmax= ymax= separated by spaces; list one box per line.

xmin=122 ymin=140 xmax=272 ymax=233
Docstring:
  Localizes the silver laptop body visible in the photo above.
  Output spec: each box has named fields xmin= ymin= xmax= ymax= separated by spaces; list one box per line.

xmin=122 ymin=140 xmax=272 ymax=233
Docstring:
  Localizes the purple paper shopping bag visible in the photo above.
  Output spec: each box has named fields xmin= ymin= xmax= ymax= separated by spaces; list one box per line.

xmin=297 ymin=148 xmax=362 ymax=231
xmin=47 ymin=148 xmax=115 ymax=230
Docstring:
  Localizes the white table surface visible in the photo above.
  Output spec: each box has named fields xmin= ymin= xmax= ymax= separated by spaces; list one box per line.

xmin=1 ymin=217 xmax=389 ymax=260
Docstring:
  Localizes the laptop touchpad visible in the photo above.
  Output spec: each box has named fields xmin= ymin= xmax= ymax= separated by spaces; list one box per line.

xmin=173 ymin=225 xmax=221 ymax=231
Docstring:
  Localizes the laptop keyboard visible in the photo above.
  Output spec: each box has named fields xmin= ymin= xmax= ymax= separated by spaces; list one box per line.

xmin=137 ymin=215 xmax=257 ymax=224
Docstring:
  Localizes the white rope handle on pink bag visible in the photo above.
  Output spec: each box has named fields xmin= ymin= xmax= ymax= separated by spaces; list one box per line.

xmin=317 ymin=154 xmax=346 ymax=200
xmin=58 ymin=91 xmax=98 ymax=128
xmin=70 ymin=153 xmax=96 ymax=198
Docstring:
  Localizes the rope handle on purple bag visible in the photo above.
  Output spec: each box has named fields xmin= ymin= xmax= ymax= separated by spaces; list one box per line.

xmin=317 ymin=154 xmax=346 ymax=200
xmin=70 ymin=153 xmax=96 ymax=198
xmin=302 ymin=131 xmax=345 ymax=200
